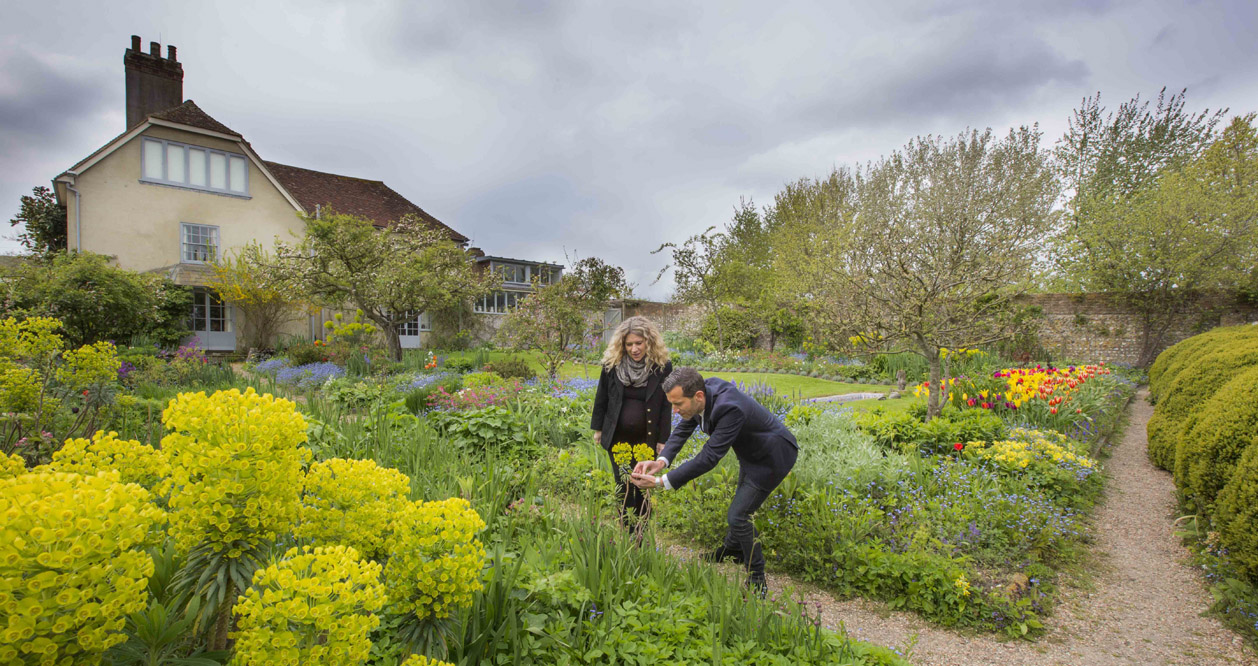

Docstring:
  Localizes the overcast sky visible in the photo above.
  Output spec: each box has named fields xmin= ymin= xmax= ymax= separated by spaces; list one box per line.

xmin=3 ymin=0 xmax=1256 ymax=299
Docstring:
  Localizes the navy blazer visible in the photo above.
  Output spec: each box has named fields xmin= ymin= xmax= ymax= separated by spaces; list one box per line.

xmin=659 ymin=377 xmax=798 ymax=490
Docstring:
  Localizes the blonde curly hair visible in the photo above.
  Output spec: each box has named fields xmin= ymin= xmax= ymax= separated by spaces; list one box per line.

xmin=601 ymin=316 xmax=669 ymax=372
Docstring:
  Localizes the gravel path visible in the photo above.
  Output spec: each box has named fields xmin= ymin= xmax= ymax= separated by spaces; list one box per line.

xmin=680 ymin=390 xmax=1255 ymax=665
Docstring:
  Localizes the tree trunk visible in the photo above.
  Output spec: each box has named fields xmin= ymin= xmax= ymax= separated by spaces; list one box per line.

xmin=211 ymin=581 xmax=235 ymax=651
xmin=941 ymin=351 xmax=952 ymax=413
xmin=384 ymin=325 xmax=403 ymax=362
xmin=925 ymin=349 xmax=942 ymax=422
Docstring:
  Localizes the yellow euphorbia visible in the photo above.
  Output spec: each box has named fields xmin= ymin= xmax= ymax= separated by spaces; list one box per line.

xmin=295 ymin=458 xmax=412 ymax=561
xmin=0 ymin=470 xmax=164 ymax=664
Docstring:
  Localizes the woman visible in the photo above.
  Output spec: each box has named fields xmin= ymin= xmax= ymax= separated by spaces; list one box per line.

xmin=590 ymin=316 xmax=672 ymax=531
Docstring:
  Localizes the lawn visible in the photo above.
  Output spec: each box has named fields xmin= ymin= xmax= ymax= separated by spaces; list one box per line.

xmin=428 ymin=350 xmax=891 ymax=399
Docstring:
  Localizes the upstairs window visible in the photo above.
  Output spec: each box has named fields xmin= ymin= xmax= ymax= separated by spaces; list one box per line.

xmin=181 ymin=223 xmax=219 ymax=263
xmin=142 ymin=137 xmax=249 ymax=196
xmin=474 ymin=290 xmax=524 ymax=314
xmin=494 ymin=262 xmax=529 ymax=284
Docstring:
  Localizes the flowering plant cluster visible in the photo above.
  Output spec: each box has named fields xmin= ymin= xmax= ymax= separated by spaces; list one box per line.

xmin=959 ymin=434 xmax=1097 ymax=488
xmin=275 ymin=362 xmax=345 ymax=391
xmin=426 ymin=383 xmax=521 ymax=411
xmin=0 ymin=316 xmax=121 ymax=462
xmin=296 ymin=458 xmax=412 ymax=560
xmin=401 ymin=656 xmax=455 ymax=666
xmin=384 ymin=497 xmax=487 ymax=622
xmin=48 ymin=430 xmax=170 ymax=493
xmin=0 ymin=452 xmax=24 ymax=479
xmin=611 ymin=442 xmax=657 ymax=481
xmin=323 ymin=310 xmax=377 ymax=346
xmin=161 ymin=388 xmax=311 ymax=556
xmin=0 ymin=469 xmax=164 ymax=664
xmin=230 ymin=545 xmax=387 ymax=666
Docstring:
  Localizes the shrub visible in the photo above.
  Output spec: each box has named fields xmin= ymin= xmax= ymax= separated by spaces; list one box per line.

xmin=1149 ymin=324 xmax=1258 ymax=399
xmin=428 ymin=406 xmax=536 ymax=460
xmin=161 ymin=388 xmax=311 ymax=557
xmin=482 ymin=356 xmax=537 ymax=381
xmin=296 ymin=458 xmax=412 ymax=560
xmin=790 ymin=411 xmax=915 ymax=491
xmin=1177 ymin=365 xmax=1258 ymax=505
xmin=698 ymin=306 xmax=760 ymax=350
xmin=384 ymin=497 xmax=487 ymax=622
xmin=1146 ymin=335 xmax=1258 ymax=473
xmin=1216 ymin=445 xmax=1258 ymax=583
xmin=283 ymin=340 xmax=331 ymax=366
xmin=442 ymin=356 xmax=476 ymax=373
xmin=231 ymin=545 xmax=387 ymax=666
xmin=462 ymin=370 xmax=508 ymax=391
xmin=0 ymin=470 xmax=164 ymax=664
xmin=0 ymin=251 xmax=191 ymax=348
xmin=856 ymin=407 xmax=1005 ymax=456
xmin=48 ymin=430 xmax=170 ymax=493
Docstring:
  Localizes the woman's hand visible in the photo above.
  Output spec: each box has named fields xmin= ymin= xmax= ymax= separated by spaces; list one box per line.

xmin=593 ymin=430 xmax=602 ymax=446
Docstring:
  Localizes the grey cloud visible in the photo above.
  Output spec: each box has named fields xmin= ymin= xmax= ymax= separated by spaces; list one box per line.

xmin=0 ymin=48 xmax=113 ymax=154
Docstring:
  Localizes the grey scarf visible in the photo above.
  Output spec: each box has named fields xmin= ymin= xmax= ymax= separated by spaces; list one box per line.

xmin=616 ymin=356 xmax=651 ymax=388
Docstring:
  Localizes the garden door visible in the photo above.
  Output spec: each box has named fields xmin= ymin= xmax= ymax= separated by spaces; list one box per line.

xmin=398 ymin=311 xmax=430 ymax=349
xmin=189 ymin=288 xmax=236 ymax=351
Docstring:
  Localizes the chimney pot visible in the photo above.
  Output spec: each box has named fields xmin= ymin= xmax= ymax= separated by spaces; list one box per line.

xmin=150 ymin=41 xmax=160 ymax=57
xmin=131 ymin=35 xmax=141 ymax=51
xmin=167 ymin=45 xmax=177 ymax=61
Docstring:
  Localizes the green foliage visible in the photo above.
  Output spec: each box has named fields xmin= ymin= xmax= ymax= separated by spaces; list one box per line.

xmin=443 ymin=355 xmax=477 ymax=373
xmin=699 ymin=306 xmax=760 ymax=351
xmin=1177 ymin=365 xmax=1258 ymax=506
xmin=855 ymin=407 xmax=1006 ymax=456
xmin=403 ymin=375 xmax=464 ymax=415
xmin=789 ymin=411 xmax=916 ymax=492
xmin=1 ymin=251 xmax=191 ymax=348
xmin=1055 ymin=93 xmax=1258 ymax=365
xmin=498 ymin=256 xmax=628 ymax=379
xmin=483 ymin=355 xmax=537 ymax=381
xmin=282 ymin=340 xmax=330 ymax=366
xmin=1145 ymin=333 xmax=1258 ymax=472
xmin=1216 ymin=445 xmax=1258 ymax=582
xmin=7 ymin=185 xmax=66 ymax=257
xmin=275 ymin=211 xmax=496 ymax=361
xmin=428 ymin=405 xmax=539 ymax=461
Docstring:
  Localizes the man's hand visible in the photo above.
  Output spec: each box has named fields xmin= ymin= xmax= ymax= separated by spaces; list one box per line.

xmin=630 ymin=473 xmax=660 ymax=489
xmin=593 ymin=430 xmax=602 ymax=446
xmin=634 ymin=459 xmax=666 ymax=476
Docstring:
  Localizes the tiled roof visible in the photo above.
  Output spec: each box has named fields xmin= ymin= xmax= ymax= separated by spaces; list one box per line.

xmin=148 ymin=100 xmax=241 ymax=137
xmin=263 ymin=161 xmax=468 ymax=243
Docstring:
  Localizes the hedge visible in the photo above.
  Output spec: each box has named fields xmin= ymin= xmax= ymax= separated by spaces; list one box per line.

xmin=1177 ymin=364 xmax=1258 ymax=506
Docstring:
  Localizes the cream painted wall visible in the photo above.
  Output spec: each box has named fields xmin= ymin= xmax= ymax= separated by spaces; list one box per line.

xmin=65 ymin=125 xmax=305 ymax=272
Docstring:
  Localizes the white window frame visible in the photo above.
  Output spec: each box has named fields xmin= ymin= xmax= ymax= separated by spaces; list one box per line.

xmin=399 ymin=311 xmax=431 ymax=336
xmin=181 ymin=223 xmax=220 ymax=264
xmin=189 ymin=288 xmax=233 ymax=333
xmin=474 ymin=290 xmax=527 ymax=315
xmin=141 ymin=137 xmax=250 ymax=197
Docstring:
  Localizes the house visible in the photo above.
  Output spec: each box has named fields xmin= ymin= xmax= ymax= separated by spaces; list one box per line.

xmin=50 ymin=35 xmax=554 ymax=351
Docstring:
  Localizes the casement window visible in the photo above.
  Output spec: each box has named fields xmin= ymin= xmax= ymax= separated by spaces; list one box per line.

xmin=181 ymin=223 xmax=219 ymax=263
xmin=399 ymin=311 xmax=431 ymax=336
xmin=142 ymin=137 xmax=249 ymax=196
xmin=474 ymin=290 xmax=525 ymax=314
xmin=492 ymin=262 xmax=529 ymax=284
xmin=537 ymin=267 xmax=560 ymax=285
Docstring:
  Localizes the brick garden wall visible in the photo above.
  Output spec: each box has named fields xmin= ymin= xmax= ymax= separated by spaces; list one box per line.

xmin=1016 ymin=292 xmax=1258 ymax=366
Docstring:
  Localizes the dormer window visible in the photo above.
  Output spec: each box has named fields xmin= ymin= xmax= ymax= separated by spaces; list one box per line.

xmin=142 ymin=137 xmax=249 ymax=196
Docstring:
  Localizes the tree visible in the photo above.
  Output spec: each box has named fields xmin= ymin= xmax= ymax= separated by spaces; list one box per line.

xmin=8 ymin=186 xmax=67 ymax=257
xmin=1052 ymin=90 xmax=1257 ymax=365
xmin=0 ymin=252 xmax=191 ymax=347
xmin=274 ymin=211 xmax=496 ymax=361
xmin=206 ymin=243 xmax=314 ymax=353
xmin=1059 ymin=115 xmax=1258 ymax=364
xmin=796 ymin=127 xmax=1060 ymax=418
xmin=653 ymin=228 xmax=729 ymax=348
xmin=499 ymin=257 xmax=629 ymax=379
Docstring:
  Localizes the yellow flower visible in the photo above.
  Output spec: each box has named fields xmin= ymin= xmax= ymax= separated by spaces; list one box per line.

xmin=295 ymin=458 xmax=411 ymax=561
xmin=384 ymin=497 xmax=487 ymax=621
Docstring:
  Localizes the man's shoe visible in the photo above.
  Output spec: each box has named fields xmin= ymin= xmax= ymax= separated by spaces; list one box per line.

xmin=744 ymin=575 xmax=768 ymax=600
xmin=701 ymin=546 xmax=743 ymax=564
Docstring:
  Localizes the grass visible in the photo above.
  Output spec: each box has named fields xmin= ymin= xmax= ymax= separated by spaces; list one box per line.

xmin=845 ymin=395 xmax=923 ymax=413
xmin=426 ymin=350 xmax=893 ymax=399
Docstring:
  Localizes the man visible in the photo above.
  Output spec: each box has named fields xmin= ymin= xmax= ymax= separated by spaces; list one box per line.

xmin=631 ymin=367 xmax=798 ymax=596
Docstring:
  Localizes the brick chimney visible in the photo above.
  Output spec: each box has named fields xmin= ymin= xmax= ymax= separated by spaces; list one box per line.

xmin=124 ymin=34 xmax=184 ymax=129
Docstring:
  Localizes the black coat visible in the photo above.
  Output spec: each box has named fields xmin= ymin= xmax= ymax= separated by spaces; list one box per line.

xmin=590 ymin=360 xmax=673 ymax=449
xmin=659 ymin=377 xmax=798 ymax=490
